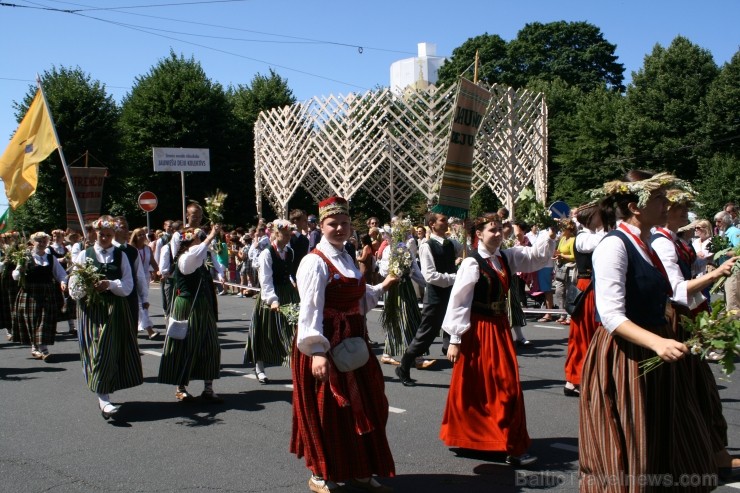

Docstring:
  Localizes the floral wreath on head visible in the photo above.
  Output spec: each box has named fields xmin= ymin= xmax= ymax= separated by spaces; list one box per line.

xmin=30 ymin=231 xmax=50 ymax=242
xmin=272 ymin=219 xmax=292 ymax=232
xmin=666 ymin=188 xmax=701 ymax=208
xmin=183 ymin=228 xmax=204 ymax=242
xmin=589 ymin=172 xmax=694 ymax=208
xmin=91 ymin=218 xmax=121 ymax=231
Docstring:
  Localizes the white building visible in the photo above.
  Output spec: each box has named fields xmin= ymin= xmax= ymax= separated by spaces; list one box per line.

xmin=389 ymin=42 xmax=446 ymax=95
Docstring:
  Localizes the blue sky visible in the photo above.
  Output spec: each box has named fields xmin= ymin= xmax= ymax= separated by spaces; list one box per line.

xmin=1 ymin=0 xmax=739 ymax=209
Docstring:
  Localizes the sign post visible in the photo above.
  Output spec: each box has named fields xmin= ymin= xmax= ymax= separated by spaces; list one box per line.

xmin=138 ymin=191 xmax=158 ymax=233
xmin=152 ymin=147 xmax=210 ymax=223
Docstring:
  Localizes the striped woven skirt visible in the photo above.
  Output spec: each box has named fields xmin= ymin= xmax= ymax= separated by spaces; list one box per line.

xmin=13 ymin=281 xmax=59 ymax=346
xmin=77 ymin=296 xmax=143 ymax=394
xmin=579 ymin=325 xmax=717 ymax=492
xmin=158 ymin=294 xmax=220 ymax=386
xmin=380 ymin=276 xmax=420 ymax=357
xmin=244 ymin=283 xmax=299 ymax=367
xmin=508 ymin=275 xmax=527 ymax=328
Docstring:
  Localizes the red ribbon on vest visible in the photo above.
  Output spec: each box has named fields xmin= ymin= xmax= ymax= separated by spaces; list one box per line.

xmin=619 ymin=223 xmax=673 ymax=296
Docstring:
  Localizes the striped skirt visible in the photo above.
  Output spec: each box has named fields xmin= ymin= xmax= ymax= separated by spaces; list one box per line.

xmin=579 ymin=326 xmax=717 ymax=492
xmin=244 ymin=283 xmax=299 ymax=367
xmin=13 ymin=281 xmax=59 ymax=346
xmin=77 ymin=296 xmax=143 ymax=394
xmin=158 ymin=294 xmax=220 ymax=386
xmin=380 ymin=276 xmax=420 ymax=357
xmin=508 ymin=275 xmax=527 ymax=328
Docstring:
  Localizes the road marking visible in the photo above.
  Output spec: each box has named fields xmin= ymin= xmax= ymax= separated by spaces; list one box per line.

xmin=533 ymin=324 xmax=566 ymax=330
xmin=141 ymin=350 xmax=162 ymax=357
xmin=551 ymin=443 xmax=578 ymax=453
xmin=388 ymin=406 xmax=406 ymax=414
xmin=725 ymin=483 xmax=740 ymax=490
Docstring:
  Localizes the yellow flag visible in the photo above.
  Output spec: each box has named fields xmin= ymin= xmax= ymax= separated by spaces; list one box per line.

xmin=0 ymin=89 xmax=59 ymax=209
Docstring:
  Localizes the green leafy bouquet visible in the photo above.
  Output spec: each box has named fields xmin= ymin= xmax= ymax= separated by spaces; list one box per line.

xmin=639 ymin=300 xmax=740 ymax=376
xmin=68 ymin=258 xmax=105 ymax=307
xmin=278 ymin=303 xmax=300 ymax=326
xmin=709 ymin=244 xmax=740 ymax=294
xmin=515 ymin=188 xmax=556 ymax=229
xmin=204 ymin=189 xmax=228 ymax=224
xmin=8 ymin=246 xmax=31 ymax=288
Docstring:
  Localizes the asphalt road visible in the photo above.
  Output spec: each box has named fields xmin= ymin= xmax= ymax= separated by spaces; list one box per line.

xmin=0 ymin=284 xmax=738 ymax=493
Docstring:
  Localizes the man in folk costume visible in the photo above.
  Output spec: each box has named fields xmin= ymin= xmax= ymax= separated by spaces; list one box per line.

xmin=395 ymin=211 xmax=462 ymax=386
xmin=113 ymin=216 xmax=148 ymax=335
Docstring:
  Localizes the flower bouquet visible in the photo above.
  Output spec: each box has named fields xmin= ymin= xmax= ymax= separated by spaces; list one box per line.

xmin=8 ymin=246 xmax=31 ymax=288
xmin=68 ymin=258 xmax=105 ymax=307
xmin=639 ymin=300 xmax=740 ymax=376
xmin=278 ymin=303 xmax=300 ymax=326
xmin=204 ymin=189 xmax=228 ymax=224
xmin=709 ymin=244 xmax=740 ymax=295
xmin=379 ymin=218 xmax=420 ymax=356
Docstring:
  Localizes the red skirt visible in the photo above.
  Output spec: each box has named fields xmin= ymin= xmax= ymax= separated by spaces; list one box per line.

xmin=564 ymin=278 xmax=598 ymax=385
xmin=439 ymin=313 xmax=530 ymax=455
xmin=290 ymin=340 xmax=395 ymax=481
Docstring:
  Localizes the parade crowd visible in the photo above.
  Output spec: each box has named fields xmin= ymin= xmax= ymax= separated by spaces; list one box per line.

xmin=1 ymin=170 xmax=740 ymax=492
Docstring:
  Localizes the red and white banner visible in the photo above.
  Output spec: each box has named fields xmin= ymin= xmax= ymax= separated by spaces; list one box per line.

xmin=66 ymin=167 xmax=107 ymax=231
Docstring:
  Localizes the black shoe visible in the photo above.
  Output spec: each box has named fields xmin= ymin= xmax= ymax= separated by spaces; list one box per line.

xmin=719 ymin=466 xmax=740 ymax=481
xmin=506 ymin=453 xmax=538 ymax=467
xmin=395 ymin=367 xmax=416 ymax=387
xmin=563 ymin=386 xmax=580 ymax=398
xmin=100 ymin=404 xmax=120 ymax=420
xmin=516 ymin=339 xmax=532 ymax=347
xmin=201 ymin=390 xmax=225 ymax=404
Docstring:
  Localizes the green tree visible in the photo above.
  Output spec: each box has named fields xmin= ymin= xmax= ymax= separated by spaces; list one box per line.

xmin=11 ymin=66 xmax=120 ymax=233
xmin=617 ymin=36 xmax=718 ymax=181
xmin=507 ymin=21 xmax=625 ymax=92
xmin=437 ymin=34 xmax=510 ymax=88
xmin=118 ymin=51 xmax=236 ymax=226
xmin=696 ymin=50 xmax=740 ymax=215
xmin=553 ymin=86 xmax=624 ymax=205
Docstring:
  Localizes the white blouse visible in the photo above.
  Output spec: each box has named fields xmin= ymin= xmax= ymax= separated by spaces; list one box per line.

xmin=296 ymin=237 xmax=384 ymax=356
xmin=575 ymin=228 xmax=606 ymax=254
xmin=73 ymin=244 xmax=133 ymax=297
xmin=418 ymin=234 xmax=462 ymax=288
xmin=592 ymin=221 xmax=666 ymax=333
xmin=442 ymin=231 xmax=556 ymax=343
xmin=651 ymin=230 xmax=702 ymax=309
xmin=178 ymin=242 xmax=210 ymax=275
xmin=258 ymin=243 xmax=294 ymax=306
xmin=12 ymin=250 xmax=68 ymax=284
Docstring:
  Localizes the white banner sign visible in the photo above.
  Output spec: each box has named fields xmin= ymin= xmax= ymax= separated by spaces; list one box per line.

xmin=152 ymin=147 xmax=210 ymax=172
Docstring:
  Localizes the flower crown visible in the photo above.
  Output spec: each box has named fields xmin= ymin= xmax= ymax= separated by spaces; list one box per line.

xmin=92 ymin=218 xmax=121 ymax=231
xmin=183 ymin=228 xmax=204 ymax=242
xmin=272 ymin=219 xmax=292 ymax=232
xmin=666 ymin=188 xmax=700 ymax=208
xmin=589 ymin=172 xmax=693 ymax=208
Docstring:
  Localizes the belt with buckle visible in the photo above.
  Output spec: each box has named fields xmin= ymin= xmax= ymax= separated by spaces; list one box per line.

xmin=472 ymin=300 xmax=508 ymax=315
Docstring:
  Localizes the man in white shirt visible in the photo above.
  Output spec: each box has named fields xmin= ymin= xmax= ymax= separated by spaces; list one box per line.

xmin=395 ymin=212 xmax=462 ymax=386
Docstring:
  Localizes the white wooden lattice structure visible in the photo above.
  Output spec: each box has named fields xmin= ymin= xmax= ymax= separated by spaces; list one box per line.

xmin=254 ymin=82 xmax=547 ymax=217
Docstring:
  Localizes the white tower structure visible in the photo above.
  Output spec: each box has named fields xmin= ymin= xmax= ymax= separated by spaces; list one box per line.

xmin=390 ymin=42 xmax=446 ymax=95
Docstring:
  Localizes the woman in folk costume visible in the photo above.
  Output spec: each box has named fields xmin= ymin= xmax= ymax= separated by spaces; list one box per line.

xmin=440 ymin=213 xmax=555 ymax=467
xmin=158 ymin=225 xmax=223 ymax=404
xmin=1 ymin=234 xmax=22 ymax=341
xmin=130 ymin=227 xmax=160 ymax=340
xmin=650 ymin=189 xmax=740 ymax=481
xmin=71 ymin=216 xmax=143 ymax=420
xmin=12 ymin=232 xmax=68 ymax=361
xmin=579 ymin=171 xmax=718 ymax=492
xmin=562 ymin=203 xmax=607 ymax=397
xmin=245 ymin=219 xmax=299 ymax=384
xmin=291 ymin=196 xmax=397 ymax=493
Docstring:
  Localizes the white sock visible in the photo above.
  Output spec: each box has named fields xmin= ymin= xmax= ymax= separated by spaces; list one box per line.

xmin=511 ymin=326 xmax=525 ymax=340
xmin=255 ymin=361 xmax=265 ymax=374
xmin=67 ymin=320 xmax=75 ymax=329
xmin=97 ymin=393 xmax=111 ymax=409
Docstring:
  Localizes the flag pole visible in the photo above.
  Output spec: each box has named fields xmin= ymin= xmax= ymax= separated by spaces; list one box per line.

xmin=36 ymin=75 xmax=87 ymax=240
